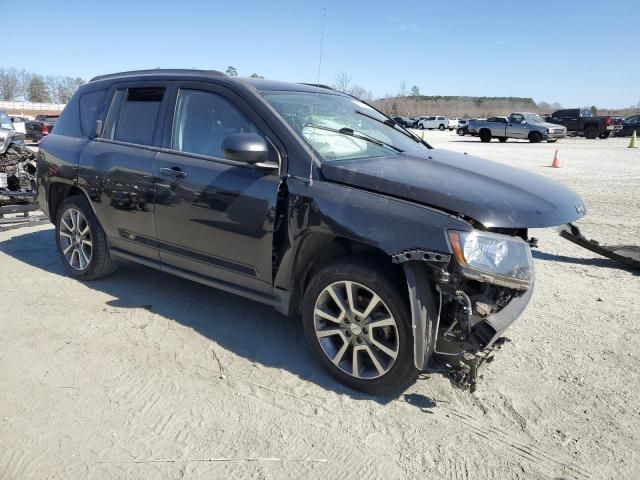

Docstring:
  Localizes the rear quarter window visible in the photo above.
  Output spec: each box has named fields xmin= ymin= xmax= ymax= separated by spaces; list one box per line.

xmin=50 ymin=92 xmax=83 ymax=138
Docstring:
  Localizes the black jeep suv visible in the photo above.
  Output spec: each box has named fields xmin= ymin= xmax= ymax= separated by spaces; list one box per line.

xmin=37 ymin=69 xmax=585 ymax=393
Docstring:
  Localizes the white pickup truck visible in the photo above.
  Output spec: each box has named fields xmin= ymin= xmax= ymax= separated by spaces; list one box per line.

xmin=468 ymin=113 xmax=567 ymax=143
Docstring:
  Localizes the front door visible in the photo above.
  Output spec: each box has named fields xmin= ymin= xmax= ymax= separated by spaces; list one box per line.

xmin=153 ymin=85 xmax=281 ymax=294
xmin=507 ymin=114 xmax=527 ymax=139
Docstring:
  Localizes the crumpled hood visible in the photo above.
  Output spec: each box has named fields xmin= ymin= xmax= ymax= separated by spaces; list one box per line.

xmin=320 ymin=149 xmax=586 ymax=228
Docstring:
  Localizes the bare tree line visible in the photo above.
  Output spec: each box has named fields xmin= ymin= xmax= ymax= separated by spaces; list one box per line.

xmin=332 ymin=72 xmax=374 ymax=102
xmin=0 ymin=68 xmax=86 ymax=104
xmin=333 ymin=72 xmax=640 ymax=118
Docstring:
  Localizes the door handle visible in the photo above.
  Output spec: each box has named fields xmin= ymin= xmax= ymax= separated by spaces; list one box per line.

xmin=160 ymin=167 xmax=187 ymax=179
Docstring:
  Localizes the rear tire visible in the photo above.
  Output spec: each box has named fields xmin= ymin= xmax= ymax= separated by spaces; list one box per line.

xmin=529 ymin=131 xmax=542 ymax=143
xmin=55 ymin=195 xmax=117 ymax=280
xmin=438 ymin=124 xmax=445 ymax=131
xmin=302 ymin=257 xmax=418 ymax=394
xmin=584 ymin=126 xmax=598 ymax=139
xmin=479 ymin=129 xmax=492 ymax=143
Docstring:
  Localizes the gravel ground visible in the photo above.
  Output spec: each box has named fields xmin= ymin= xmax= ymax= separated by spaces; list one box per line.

xmin=1 ymin=132 xmax=638 ymax=480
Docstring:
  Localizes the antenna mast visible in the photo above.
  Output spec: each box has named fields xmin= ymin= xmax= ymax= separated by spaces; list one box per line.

xmin=309 ymin=7 xmax=326 ymax=186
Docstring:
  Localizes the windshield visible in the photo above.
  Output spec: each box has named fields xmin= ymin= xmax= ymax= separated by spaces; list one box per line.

xmin=263 ymin=91 xmax=430 ymax=162
xmin=523 ymin=113 xmax=546 ymax=124
xmin=0 ymin=111 xmax=14 ymax=130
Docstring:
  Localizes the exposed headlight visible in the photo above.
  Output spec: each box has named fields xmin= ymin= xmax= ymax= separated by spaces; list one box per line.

xmin=448 ymin=230 xmax=533 ymax=290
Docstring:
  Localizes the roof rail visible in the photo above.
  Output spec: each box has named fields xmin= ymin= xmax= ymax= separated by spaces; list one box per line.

xmin=90 ymin=68 xmax=226 ymax=83
xmin=298 ymin=82 xmax=336 ymax=91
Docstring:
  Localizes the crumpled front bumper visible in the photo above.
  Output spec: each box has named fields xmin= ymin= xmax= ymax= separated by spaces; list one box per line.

xmin=401 ymin=261 xmax=534 ymax=389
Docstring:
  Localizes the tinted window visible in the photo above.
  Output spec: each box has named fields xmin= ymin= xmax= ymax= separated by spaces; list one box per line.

xmin=172 ymin=89 xmax=260 ymax=159
xmin=79 ymin=90 xmax=107 ymax=138
xmin=437 ymin=116 xmax=445 ymax=120
xmin=115 ymin=88 xmax=164 ymax=146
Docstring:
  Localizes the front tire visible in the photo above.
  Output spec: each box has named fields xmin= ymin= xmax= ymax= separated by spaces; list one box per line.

xmin=438 ymin=124 xmax=445 ymax=131
xmin=498 ymin=137 xmax=508 ymax=143
xmin=529 ymin=131 xmax=542 ymax=143
xmin=418 ymin=124 xmax=424 ymax=130
xmin=302 ymin=257 xmax=417 ymax=394
xmin=55 ymin=195 xmax=117 ymax=280
xmin=598 ymin=131 xmax=611 ymax=139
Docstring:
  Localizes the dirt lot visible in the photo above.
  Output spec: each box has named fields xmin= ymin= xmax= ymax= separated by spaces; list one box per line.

xmin=1 ymin=133 xmax=639 ymax=480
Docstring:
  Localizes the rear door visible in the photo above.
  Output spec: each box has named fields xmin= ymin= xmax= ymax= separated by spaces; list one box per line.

xmin=153 ymin=82 xmax=282 ymax=294
xmin=81 ymin=83 xmax=170 ymax=261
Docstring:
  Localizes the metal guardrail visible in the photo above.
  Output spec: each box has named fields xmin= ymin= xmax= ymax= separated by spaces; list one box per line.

xmin=0 ymin=101 xmax=66 ymax=112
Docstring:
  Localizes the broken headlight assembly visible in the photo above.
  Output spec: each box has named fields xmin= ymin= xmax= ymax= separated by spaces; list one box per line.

xmin=447 ymin=230 xmax=533 ymax=290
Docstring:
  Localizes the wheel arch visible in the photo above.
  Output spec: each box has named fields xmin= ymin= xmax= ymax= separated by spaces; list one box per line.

xmin=282 ymin=231 xmax=406 ymax=316
xmin=48 ymin=182 xmax=88 ymax=222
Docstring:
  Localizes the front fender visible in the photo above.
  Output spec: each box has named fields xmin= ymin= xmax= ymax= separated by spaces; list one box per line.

xmin=286 ymin=177 xmax=472 ymax=254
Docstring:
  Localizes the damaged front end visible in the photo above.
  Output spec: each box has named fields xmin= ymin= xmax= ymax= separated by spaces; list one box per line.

xmin=0 ymin=129 xmax=38 ymax=207
xmin=395 ymin=229 xmax=534 ymax=392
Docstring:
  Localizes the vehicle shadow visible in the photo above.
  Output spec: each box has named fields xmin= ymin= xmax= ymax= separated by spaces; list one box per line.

xmin=532 ymin=249 xmax=639 ymax=274
xmin=0 ymin=228 xmax=423 ymax=404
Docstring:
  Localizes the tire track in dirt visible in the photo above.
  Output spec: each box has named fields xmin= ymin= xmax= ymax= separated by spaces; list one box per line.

xmin=442 ymin=407 xmax=592 ymax=479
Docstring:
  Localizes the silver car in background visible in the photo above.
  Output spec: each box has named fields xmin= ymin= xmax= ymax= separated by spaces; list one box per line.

xmin=469 ymin=113 xmax=567 ymax=143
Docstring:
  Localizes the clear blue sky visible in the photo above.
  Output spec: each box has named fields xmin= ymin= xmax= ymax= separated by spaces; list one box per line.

xmin=5 ymin=0 xmax=638 ymax=108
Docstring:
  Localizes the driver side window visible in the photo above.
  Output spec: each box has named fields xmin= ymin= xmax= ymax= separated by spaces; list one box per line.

xmin=172 ymin=89 xmax=261 ymax=159
xmin=510 ymin=114 xmax=524 ymax=123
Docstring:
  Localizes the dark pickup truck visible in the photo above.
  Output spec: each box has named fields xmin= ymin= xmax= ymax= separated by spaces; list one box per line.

xmin=545 ymin=108 xmax=623 ymax=139
xmin=36 ymin=69 xmax=586 ymax=394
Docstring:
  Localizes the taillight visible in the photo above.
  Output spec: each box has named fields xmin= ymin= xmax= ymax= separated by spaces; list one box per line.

xmin=604 ymin=116 xmax=612 ymax=126
xmin=42 ymin=125 xmax=49 ymax=135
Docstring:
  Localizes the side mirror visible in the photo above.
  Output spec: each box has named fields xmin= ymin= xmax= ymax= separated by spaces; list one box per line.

xmin=222 ymin=133 xmax=269 ymax=164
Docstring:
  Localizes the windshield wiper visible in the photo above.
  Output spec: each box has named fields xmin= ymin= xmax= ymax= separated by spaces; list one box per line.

xmin=305 ymin=123 xmax=404 ymax=153
xmin=355 ymin=110 xmax=423 ymax=144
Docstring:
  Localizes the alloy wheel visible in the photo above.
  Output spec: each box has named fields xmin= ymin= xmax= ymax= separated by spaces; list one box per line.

xmin=59 ymin=208 xmax=93 ymax=271
xmin=313 ymin=281 xmax=399 ymax=379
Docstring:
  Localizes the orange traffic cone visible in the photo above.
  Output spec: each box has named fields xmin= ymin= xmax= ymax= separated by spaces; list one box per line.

xmin=551 ymin=150 xmax=560 ymax=168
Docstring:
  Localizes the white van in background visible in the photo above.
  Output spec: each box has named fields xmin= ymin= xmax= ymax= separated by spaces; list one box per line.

xmin=417 ymin=116 xmax=450 ymax=130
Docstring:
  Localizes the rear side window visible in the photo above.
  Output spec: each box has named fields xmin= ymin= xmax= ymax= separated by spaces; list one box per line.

xmin=79 ymin=90 xmax=107 ymax=138
xmin=112 ymin=88 xmax=165 ymax=146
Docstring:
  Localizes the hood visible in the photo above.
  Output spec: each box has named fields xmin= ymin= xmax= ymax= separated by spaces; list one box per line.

xmin=537 ymin=122 xmax=566 ymax=130
xmin=320 ymin=150 xmax=585 ymax=228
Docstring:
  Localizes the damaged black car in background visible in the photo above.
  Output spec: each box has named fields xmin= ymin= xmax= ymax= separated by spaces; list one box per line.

xmin=36 ymin=70 xmax=586 ymax=393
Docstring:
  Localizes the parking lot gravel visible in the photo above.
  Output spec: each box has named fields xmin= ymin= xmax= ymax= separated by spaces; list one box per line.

xmin=1 ymin=132 xmax=638 ymax=479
